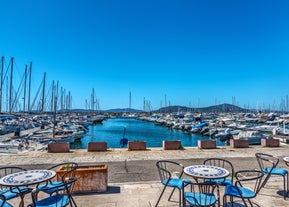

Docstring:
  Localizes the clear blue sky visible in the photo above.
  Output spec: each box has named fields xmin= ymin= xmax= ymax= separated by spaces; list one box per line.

xmin=1 ymin=0 xmax=289 ymax=111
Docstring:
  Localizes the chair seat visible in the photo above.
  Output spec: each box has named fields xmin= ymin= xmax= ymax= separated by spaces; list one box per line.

xmin=37 ymin=181 xmax=67 ymax=195
xmin=0 ymin=186 xmax=32 ymax=200
xmin=263 ymin=167 xmax=288 ymax=176
xmin=185 ymin=192 xmax=217 ymax=206
xmin=28 ymin=194 xmax=69 ymax=207
xmin=162 ymin=178 xmax=190 ymax=189
xmin=0 ymin=189 xmax=18 ymax=200
xmin=225 ymin=185 xmax=256 ymax=199
xmin=0 ymin=201 xmax=13 ymax=207
xmin=206 ymin=178 xmax=232 ymax=186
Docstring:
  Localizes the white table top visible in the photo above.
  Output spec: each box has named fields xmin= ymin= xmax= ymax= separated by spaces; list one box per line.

xmin=0 ymin=169 xmax=56 ymax=186
xmin=184 ymin=165 xmax=229 ymax=179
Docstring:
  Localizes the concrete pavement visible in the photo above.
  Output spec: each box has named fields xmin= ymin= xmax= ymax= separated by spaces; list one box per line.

xmin=3 ymin=144 xmax=289 ymax=206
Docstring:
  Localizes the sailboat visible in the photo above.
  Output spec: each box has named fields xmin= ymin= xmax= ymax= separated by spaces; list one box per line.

xmin=30 ymin=81 xmax=76 ymax=144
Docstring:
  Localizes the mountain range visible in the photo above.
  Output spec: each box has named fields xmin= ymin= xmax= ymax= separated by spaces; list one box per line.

xmin=70 ymin=103 xmax=247 ymax=113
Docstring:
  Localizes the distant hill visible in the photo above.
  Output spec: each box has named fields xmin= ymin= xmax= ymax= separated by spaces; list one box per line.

xmin=156 ymin=103 xmax=246 ymax=113
xmin=67 ymin=103 xmax=246 ymax=113
xmin=68 ymin=108 xmax=142 ymax=113
xmin=104 ymin=108 xmax=143 ymax=113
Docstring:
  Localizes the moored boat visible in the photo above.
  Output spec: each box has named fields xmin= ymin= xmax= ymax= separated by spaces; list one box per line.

xmin=237 ymin=130 xmax=272 ymax=145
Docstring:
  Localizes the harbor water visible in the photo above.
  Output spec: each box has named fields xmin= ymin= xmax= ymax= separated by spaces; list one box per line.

xmin=71 ymin=118 xmax=225 ymax=149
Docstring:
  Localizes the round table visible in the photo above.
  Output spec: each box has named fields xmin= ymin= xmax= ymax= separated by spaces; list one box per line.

xmin=184 ymin=165 xmax=229 ymax=179
xmin=184 ymin=165 xmax=229 ymax=207
xmin=0 ymin=169 xmax=56 ymax=207
xmin=0 ymin=169 xmax=56 ymax=186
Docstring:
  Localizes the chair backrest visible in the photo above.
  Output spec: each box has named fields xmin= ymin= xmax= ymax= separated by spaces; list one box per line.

xmin=0 ymin=166 xmax=27 ymax=178
xmin=255 ymin=153 xmax=279 ymax=188
xmin=0 ymin=166 xmax=27 ymax=190
xmin=235 ymin=170 xmax=264 ymax=195
xmin=47 ymin=162 xmax=78 ymax=182
xmin=31 ymin=177 xmax=77 ymax=207
xmin=156 ymin=160 xmax=184 ymax=182
xmin=182 ymin=179 xmax=218 ymax=207
xmin=203 ymin=158 xmax=235 ymax=182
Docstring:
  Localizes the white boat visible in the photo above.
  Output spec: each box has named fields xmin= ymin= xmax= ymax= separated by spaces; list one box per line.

xmin=276 ymin=126 xmax=289 ymax=136
xmin=0 ymin=139 xmax=42 ymax=154
xmin=191 ymin=122 xmax=208 ymax=133
xmin=28 ymin=128 xmax=76 ymax=143
xmin=238 ymin=130 xmax=272 ymax=145
xmin=0 ymin=139 xmax=21 ymax=149
xmin=251 ymin=124 xmax=279 ymax=133
xmin=59 ymin=123 xmax=88 ymax=139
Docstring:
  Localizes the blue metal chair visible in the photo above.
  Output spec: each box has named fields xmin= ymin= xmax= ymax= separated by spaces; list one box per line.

xmin=203 ymin=158 xmax=235 ymax=186
xmin=155 ymin=160 xmax=190 ymax=207
xmin=223 ymin=170 xmax=264 ymax=207
xmin=255 ymin=152 xmax=288 ymax=199
xmin=28 ymin=177 xmax=77 ymax=207
xmin=0 ymin=166 xmax=32 ymax=207
xmin=182 ymin=179 xmax=218 ymax=207
xmin=0 ymin=194 xmax=13 ymax=207
xmin=36 ymin=162 xmax=78 ymax=196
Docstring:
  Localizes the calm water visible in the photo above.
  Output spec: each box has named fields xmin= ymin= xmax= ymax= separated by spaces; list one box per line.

xmin=71 ymin=118 xmax=225 ymax=149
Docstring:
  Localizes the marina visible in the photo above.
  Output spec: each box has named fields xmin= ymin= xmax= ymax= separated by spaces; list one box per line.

xmin=0 ymin=110 xmax=288 ymax=153
xmin=0 ymin=57 xmax=288 ymax=152
xmin=71 ymin=117 xmax=223 ymax=149
xmin=1 ymin=1 xmax=288 ymax=206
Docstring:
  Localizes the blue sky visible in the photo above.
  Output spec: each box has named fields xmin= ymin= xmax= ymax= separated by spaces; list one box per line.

xmin=1 ymin=0 xmax=289 ymax=111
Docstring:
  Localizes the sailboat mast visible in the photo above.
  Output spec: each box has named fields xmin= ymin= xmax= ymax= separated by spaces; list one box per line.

xmin=9 ymin=57 xmax=14 ymax=113
xmin=6 ymin=77 xmax=8 ymax=112
xmin=91 ymin=88 xmax=95 ymax=112
xmin=23 ymin=64 xmax=27 ymax=112
xmin=0 ymin=56 xmax=4 ymax=113
xmin=64 ymin=88 xmax=66 ymax=112
xmin=41 ymin=72 xmax=46 ymax=113
xmin=68 ymin=91 xmax=71 ymax=111
xmin=51 ymin=80 xmax=54 ymax=112
xmin=60 ymin=87 xmax=63 ymax=113
xmin=28 ymin=62 xmax=32 ymax=113
xmin=53 ymin=81 xmax=59 ymax=138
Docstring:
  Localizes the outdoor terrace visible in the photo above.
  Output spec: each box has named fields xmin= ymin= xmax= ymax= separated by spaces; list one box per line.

xmin=2 ymin=145 xmax=289 ymax=206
